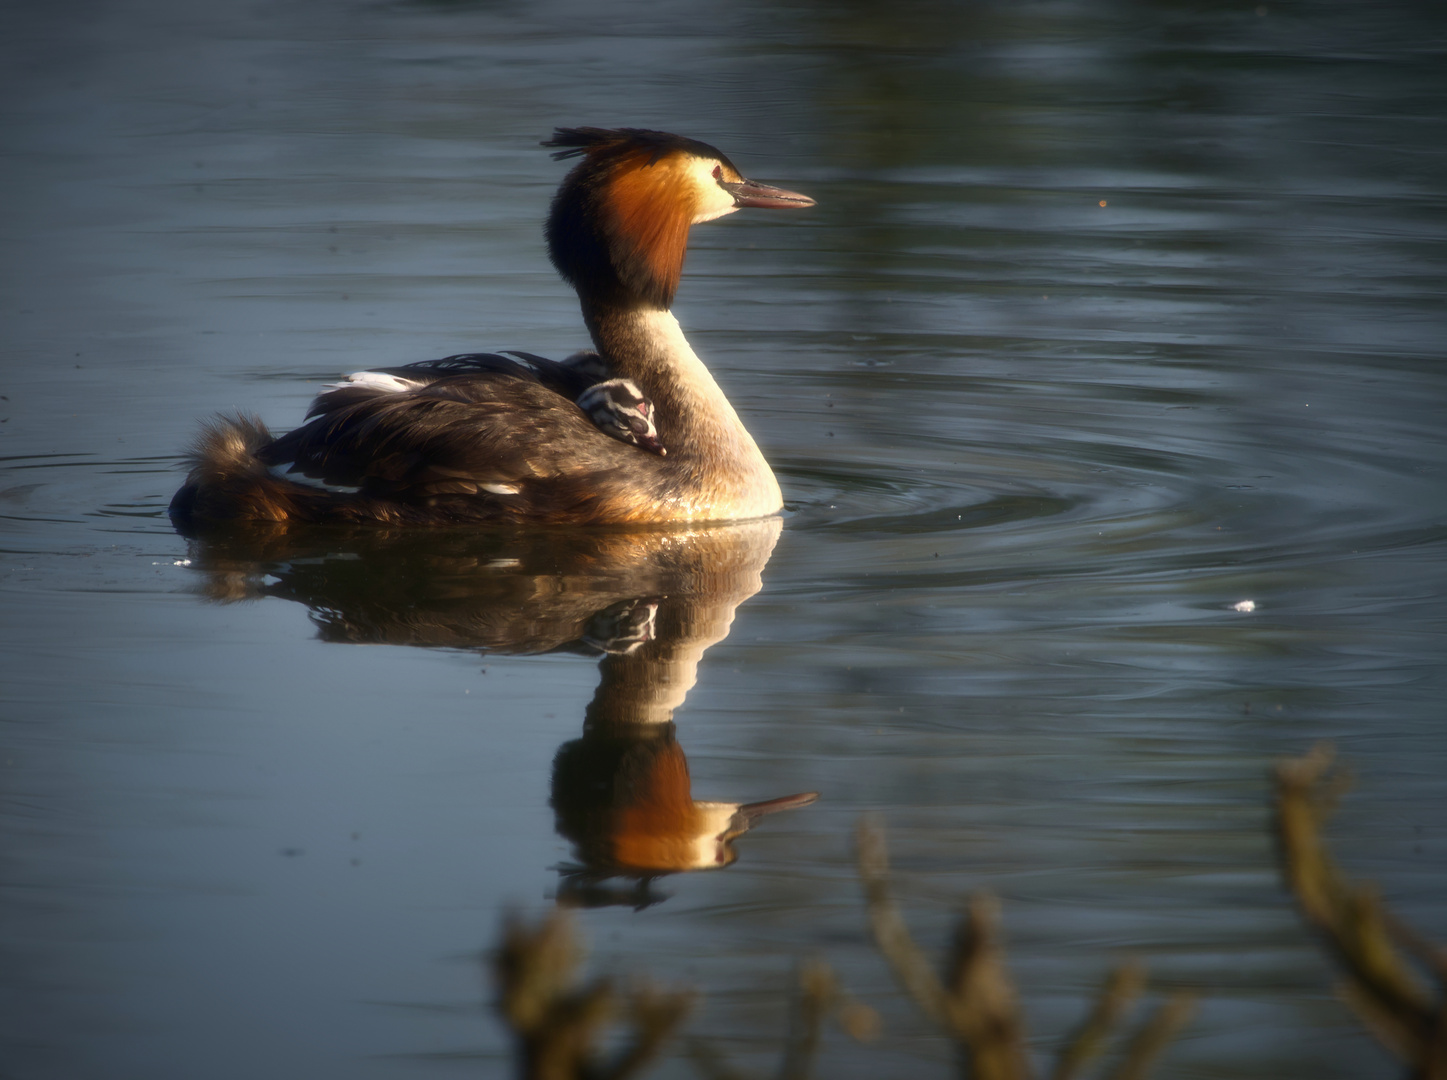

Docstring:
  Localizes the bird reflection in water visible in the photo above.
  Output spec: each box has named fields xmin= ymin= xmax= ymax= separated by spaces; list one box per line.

xmin=175 ymin=517 xmax=817 ymax=907
xmin=554 ymin=718 xmax=817 ymax=909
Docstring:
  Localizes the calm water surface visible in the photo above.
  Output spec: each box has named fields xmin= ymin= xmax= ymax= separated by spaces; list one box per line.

xmin=3 ymin=1 xmax=1445 ymax=1077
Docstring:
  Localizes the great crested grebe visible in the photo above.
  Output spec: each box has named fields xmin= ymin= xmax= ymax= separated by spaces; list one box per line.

xmin=169 ymin=127 xmax=814 ymax=527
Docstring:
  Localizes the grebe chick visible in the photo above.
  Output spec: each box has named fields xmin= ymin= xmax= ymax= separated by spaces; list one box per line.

xmin=576 ymin=378 xmax=664 ymax=455
xmin=505 ymin=349 xmax=665 ymax=454
xmin=170 ymin=127 xmax=814 ymax=528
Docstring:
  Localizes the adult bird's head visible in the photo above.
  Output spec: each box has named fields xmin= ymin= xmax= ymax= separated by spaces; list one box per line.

xmin=543 ymin=127 xmax=814 ymax=310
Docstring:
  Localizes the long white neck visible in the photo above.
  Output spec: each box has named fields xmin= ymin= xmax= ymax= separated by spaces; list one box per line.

xmin=582 ymin=518 xmax=783 ymax=726
xmin=584 ymin=305 xmax=782 ymax=520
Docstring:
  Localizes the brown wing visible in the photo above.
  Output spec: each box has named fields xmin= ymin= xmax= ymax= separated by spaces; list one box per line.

xmin=305 ymin=352 xmax=601 ymax=421
xmin=259 ymin=374 xmax=651 ymax=513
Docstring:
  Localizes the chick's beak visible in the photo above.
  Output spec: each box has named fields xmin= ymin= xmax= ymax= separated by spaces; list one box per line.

xmin=720 ymin=178 xmax=815 ymax=209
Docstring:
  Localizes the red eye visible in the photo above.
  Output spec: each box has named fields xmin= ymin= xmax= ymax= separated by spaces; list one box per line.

xmin=712 ymin=165 xmax=722 ymax=180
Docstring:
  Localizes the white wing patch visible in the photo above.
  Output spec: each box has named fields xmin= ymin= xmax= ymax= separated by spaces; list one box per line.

xmin=322 ymin=371 xmax=426 ymax=394
xmin=267 ymin=464 xmax=361 ymax=493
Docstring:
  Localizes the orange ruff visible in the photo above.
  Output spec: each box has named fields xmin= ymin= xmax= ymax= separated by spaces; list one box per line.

xmin=604 ymin=153 xmax=702 ymax=304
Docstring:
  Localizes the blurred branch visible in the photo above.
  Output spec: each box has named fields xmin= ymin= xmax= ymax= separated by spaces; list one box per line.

xmin=1103 ymin=993 xmax=1197 ymax=1080
xmin=858 ymin=818 xmax=1192 ymax=1080
xmin=495 ymin=909 xmax=694 ymax=1080
xmin=1051 ymin=961 xmax=1146 ymax=1080
xmin=777 ymin=957 xmax=880 ymax=1080
xmin=1275 ymin=744 xmax=1447 ymax=1079
xmin=688 ymin=955 xmax=879 ymax=1080
xmin=857 ymin=817 xmax=956 ymax=1029
xmin=941 ymin=892 xmax=1034 ymax=1080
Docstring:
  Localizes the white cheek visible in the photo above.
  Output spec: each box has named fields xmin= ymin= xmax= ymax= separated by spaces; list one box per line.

xmin=687 ymin=157 xmax=740 ymax=224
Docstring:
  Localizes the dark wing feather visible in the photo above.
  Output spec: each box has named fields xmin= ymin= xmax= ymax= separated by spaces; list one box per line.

xmin=388 ymin=352 xmax=590 ymax=393
xmin=306 ymin=354 xmax=533 ymax=419
xmin=262 ymin=374 xmax=642 ymax=506
xmin=306 ymin=352 xmax=601 ymax=420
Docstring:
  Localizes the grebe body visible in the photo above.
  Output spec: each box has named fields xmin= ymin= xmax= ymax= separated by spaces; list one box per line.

xmin=170 ymin=127 xmax=813 ymax=528
xmin=315 ymin=352 xmax=662 ymax=455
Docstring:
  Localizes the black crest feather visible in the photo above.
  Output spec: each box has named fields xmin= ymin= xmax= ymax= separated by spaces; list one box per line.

xmin=542 ymin=127 xmax=735 ymax=171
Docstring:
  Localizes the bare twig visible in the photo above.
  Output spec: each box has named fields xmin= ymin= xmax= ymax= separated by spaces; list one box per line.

xmin=776 ymin=958 xmax=880 ymax=1080
xmin=494 ymin=909 xmax=693 ymax=1080
xmin=1051 ymin=960 xmax=1147 ymax=1080
xmin=857 ymin=819 xmax=1034 ymax=1080
xmin=943 ymin=893 xmax=1034 ymax=1080
xmin=1105 ymin=993 xmax=1197 ymax=1080
xmin=856 ymin=818 xmax=953 ymax=1027
xmin=1275 ymin=744 xmax=1445 ymax=1079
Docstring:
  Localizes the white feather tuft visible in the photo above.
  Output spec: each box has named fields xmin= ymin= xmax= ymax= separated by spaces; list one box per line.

xmin=321 ymin=371 xmax=425 ymax=394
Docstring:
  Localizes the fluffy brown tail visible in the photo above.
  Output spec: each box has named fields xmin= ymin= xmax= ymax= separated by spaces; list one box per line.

xmin=170 ymin=414 xmax=314 ymax=525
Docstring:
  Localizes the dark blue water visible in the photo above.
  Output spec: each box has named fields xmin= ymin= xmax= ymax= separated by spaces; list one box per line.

xmin=3 ymin=1 xmax=1445 ymax=1076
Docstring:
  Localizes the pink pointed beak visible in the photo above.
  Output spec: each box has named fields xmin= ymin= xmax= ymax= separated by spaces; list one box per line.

xmin=736 ymin=791 xmax=820 ymax=822
xmin=720 ymin=178 xmax=816 ymax=210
